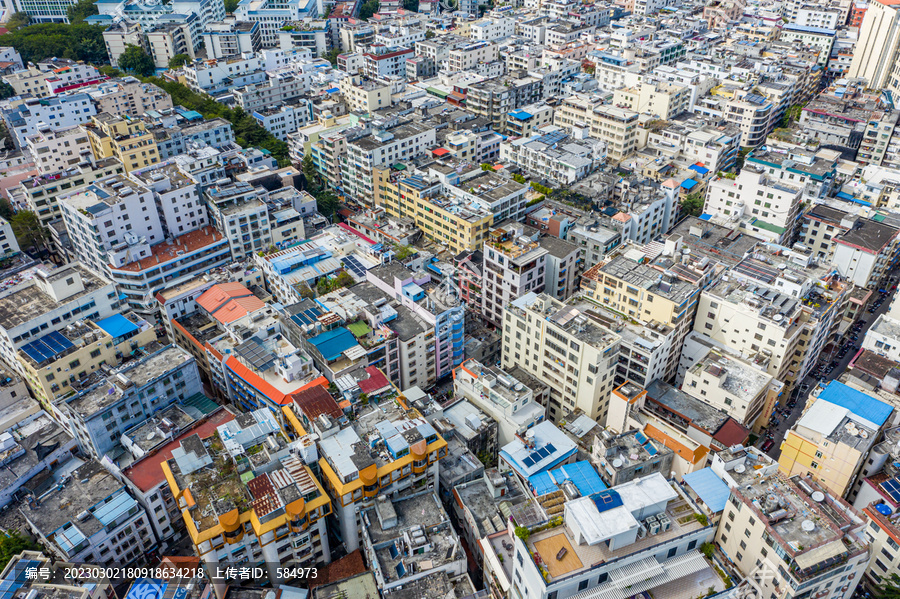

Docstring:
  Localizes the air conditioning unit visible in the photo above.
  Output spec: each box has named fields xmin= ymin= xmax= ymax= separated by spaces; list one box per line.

xmin=657 ymin=513 xmax=671 ymax=532
xmin=648 ymin=520 xmax=660 ymax=536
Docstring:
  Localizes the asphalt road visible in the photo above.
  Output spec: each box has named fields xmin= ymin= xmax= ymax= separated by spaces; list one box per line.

xmin=765 ymin=283 xmax=896 ymax=460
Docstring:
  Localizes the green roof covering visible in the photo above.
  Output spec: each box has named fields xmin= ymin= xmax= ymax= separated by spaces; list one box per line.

xmin=348 ymin=321 xmax=372 ymax=338
xmin=873 ymin=214 xmax=886 ymax=222
xmin=180 ymin=393 xmax=219 ymax=417
xmin=426 ymin=87 xmax=450 ymax=99
xmin=393 ymin=163 xmax=407 ymax=170
xmin=750 ymin=218 xmax=786 ymax=234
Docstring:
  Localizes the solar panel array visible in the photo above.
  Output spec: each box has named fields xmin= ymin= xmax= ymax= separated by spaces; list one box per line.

xmin=522 ymin=443 xmax=557 ymax=468
xmin=291 ymin=305 xmax=324 ymax=327
xmin=236 ymin=338 xmax=276 ymax=372
xmin=883 ymin=478 xmax=900 ymax=502
xmin=343 ymin=255 xmax=367 ymax=278
xmin=20 ymin=331 xmax=74 ymax=367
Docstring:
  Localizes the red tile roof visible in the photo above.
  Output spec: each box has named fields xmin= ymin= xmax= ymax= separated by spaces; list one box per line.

xmin=358 ymin=366 xmax=391 ymax=395
xmin=197 ymin=283 xmax=265 ymax=324
xmin=713 ymin=418 xmax=750 ymax=448
xmin=113 ymin=226 xmax=226 ymax=272
xmin=292 ymin=384 xmax=342 ymax=420
xmin=308 ymin=551 xmax=367 ymax=589
xmin=122 ymin=408 xmax=235 ymax=493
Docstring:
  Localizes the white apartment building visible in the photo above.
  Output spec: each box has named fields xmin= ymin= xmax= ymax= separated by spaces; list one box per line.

xmin=21 ymin=460 xmax=156 ymax=565
xmin=484 ymin=473 xmax=716 ymax=599
xmin=500 ymin=127 xmax=604 ymax=186
xmin=0 ymin=218 xmax=19 ymax=258
xmin=59 ymin=175 xmax=164 ymax=276
xmin=0 ymin=263 xmax=120 ymax=378
xmin=470 ymin=16 xmax=515 ymax=40
xmin=232 ymin=62 xmax=326 ymax=112
xmin=130 ymin=161 xmax=209 ymax=239
xmin=2 ymin=93 xmax=98 ymax=149
xmin=342 ymin=122 xmax=436 ymax=203
xmin=449 ymin=41 xmax=499 ymax=72
xmin=482 ymin=224 xmax=548 ymax=326
xmin=849 ymin=0 xmax=900 ymax=92
xmin=252 ymin=101 xmax=314 ymax=141
xmin=362 ymin=45 xmax=415 ymax=79
xmin=205 ymin=181 xmax=273 ymax=259
xmin=703 ymin=166 xmax=803 ymax=243
xmin=502 ymin=292 xmax=621 ymax=423
xmin=453 ymin=359 xmax=546 ymax=445
xmin=25 ymin=125 xmax=92 ymax=176
xmin=181 ymin=48 xmax=310 ymax=94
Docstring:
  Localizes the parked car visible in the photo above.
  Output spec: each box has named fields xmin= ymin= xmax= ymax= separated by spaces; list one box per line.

xmin=762 ymin=439 xmax=775 ymax=451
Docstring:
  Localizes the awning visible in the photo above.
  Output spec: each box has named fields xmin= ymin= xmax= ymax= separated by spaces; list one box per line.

xmin=571 ymin=551 xmax=710 ymax=599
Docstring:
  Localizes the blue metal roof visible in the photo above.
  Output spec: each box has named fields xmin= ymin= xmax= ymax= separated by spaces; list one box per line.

xmin=681 ymin=179 xmax=698 ymax=190
xmin=682 ymin=468 xmax=729 ymax=513
xmin=309 ymin=327 xmax=357 ymax=362
xmin=95 ymin=314 xmax=139 ymax=340
xmin=529 ymin=461 xmax=607 ymax=497
xmin=699 ymin=213 xmax=712 ymax=221
xmin=509 ymin=110 xmax=533 ymax=121
xmin=818 ymin=381 xmax=893 ymax=427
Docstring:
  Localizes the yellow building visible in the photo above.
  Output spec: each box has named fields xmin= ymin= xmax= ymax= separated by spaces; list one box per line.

xmin=311 ymin=389 xmax=448 ymax=552
xmin=338 ymin=75 xmax=392 ymax=113
xmin=17 ymin=313 xmax=157 ymax=410
xmin=85 ymin=113 xmax=160 ymax=173
xmin=778 ymin=381 xmax=893 ymax=497
xmin=161 ymin=407 xmax=332 ymax=598
xmin=373 ymin=165 xmax=493 ymax=253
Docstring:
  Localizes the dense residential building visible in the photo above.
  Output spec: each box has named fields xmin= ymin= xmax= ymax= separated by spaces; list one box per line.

xmin=502 ymin=292 xmax=621 ymax=423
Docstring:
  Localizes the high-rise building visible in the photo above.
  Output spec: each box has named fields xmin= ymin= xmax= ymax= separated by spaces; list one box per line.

xmin=849 ymin=0 xmax=900 ymax=91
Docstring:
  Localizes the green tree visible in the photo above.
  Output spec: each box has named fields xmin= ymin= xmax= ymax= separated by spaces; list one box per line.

xmin=118 ymin=44 xmax=156 ymax=77
xmin=680 ymin=192 xmax=705 ymax=217
xmin=781 ymin=103 xmax=804 ymax=128
xmin=99 ymin=65 xmax=124 ymax=77
xmin=6 ymin=12 xmax=30 ymax=31
xmin=879 ymin=573 xmax=900 ymax=599
xmin=301 ymin=153 xmax=320 ymax=190
xmin=402 ymin=0 xmax=418 ymax=10
xmin=359 ymin=0 xmax=379 ymax=20
xmin=324 ymin=47 xmax=341 ymax=66
xmin=481 ymin=163 xmax=495 ymax=171
xmin=0 ymin=81 xmax=15 ymax=100
xmin=316 ymin=189 xmax=340 ymax=221
xmin=512 ymin=173 xmax=525 ymax=183
xmin=10 ymin=210 xmax=48 ymax=253
xmin=224 ymin=0 xmax=239 ymax=11
xmin=168 ymin=53 xmax=190 ymax=69
xmin=66 ymin=0 xmax=98 ymax=24
xmin=0 ymin=198 xmax=15 ymax=220
xmin=0 ymin=530 xmax=37 ymax=572
xmin=425 ymin=29 xmax=436 ymax=38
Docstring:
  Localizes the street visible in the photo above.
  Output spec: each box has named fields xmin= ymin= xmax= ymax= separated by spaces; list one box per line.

xmin=765 ymin=284 xmax=896 ymax=460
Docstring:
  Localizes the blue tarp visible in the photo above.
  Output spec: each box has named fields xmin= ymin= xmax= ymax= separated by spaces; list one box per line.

xmin=699 ymin=213 xmax=713 ymax=221
xmin=309 ymin=327 xmax=357 ymax=362
xmin=689 ymin=164 xmax=710 ymax=175
xmin=95 ymin=314 xmax=140 ymax=339
xmin=681 ymin=179 xmax=699 ymax=190
xmin=818 ymin=381 xmax=893 ymax=426
xmin=683 ymin=468 xmax=730 ymax=513
xmin=509 ymin=110 xmax=533 ymax=120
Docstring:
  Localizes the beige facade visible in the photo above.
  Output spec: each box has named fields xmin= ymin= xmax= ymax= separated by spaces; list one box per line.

xmin=338 ymin=76 xmax=391 ymax=113
xmin=554 ymin=98 xmax=639 ymax=161
xmin=501 ymin=293 xmax=621 ymax=424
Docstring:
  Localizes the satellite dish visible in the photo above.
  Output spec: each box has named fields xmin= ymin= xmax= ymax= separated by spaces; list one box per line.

xmin=811 ymin=491 xmax=825 ymax=502
xmin=734 ymin=464 xmax=746 ymax=473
